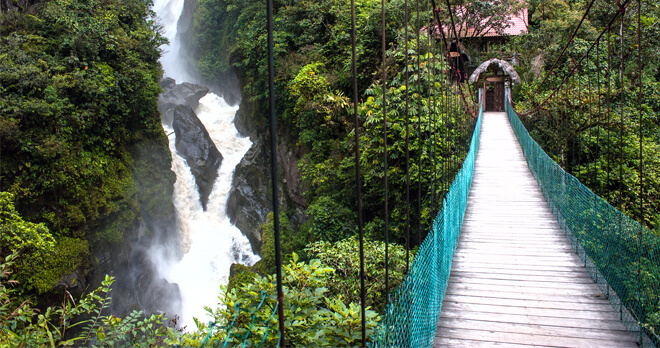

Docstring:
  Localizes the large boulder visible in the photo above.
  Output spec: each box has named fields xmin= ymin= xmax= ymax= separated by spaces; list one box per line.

xmin=172 ymin=105 xmax=223 ymax=210
xmin=226 ymin=137 xmax=307 ymax=254
xmin=158 ymin=78 xmax=209 ymax=127
xmin=226 ymin=138 xmax=270 ymax=253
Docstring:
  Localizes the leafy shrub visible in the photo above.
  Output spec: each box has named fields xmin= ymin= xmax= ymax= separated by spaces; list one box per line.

xmin=0 ymin=255 xmax=167 ymax=347
xmin=305 ymin=196 xmax=356 ymax=242
xmin=305 ymin=236 xmax=408 ymax=312
xmin=167 ymin=253 xmax=380 ymax=347
xmin=254 ymin=212 xmax=310 ymax=275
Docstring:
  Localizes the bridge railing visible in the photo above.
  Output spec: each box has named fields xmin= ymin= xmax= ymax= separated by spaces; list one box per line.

xmin=506 ymin=101 xmax=660 ymax=347
xmin=369 ymin=102 xmax=483 ymax=347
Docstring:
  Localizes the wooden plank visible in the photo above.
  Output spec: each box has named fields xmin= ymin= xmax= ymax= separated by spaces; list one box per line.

xmin=432 ymin=337 xmax=538 ymax=347
xmin=445 ymin=282 xmax=606 ymax=296
xmin=450 ymin=271 xmax=595 ymax=283
xmin=443 ymin=294 xmax=614 ymax=312
xmin=450 ymin=261 xmax=590 ymax=273
xmin=435 ymin=327 xmax=637 ymax=348
xmin=437 ymin=317 xmax=632 ymax=341
xmin=451 ymin=255 xmax=586 ymax=267
xmin=450 ymin=267 xmax=593 ymax=279
xmin=433 ymin=112 xmax=636 ymax=347
xmin=440 ymin=301 xmax=623 ymax=321
xmin=454 ymin=248 xmax=577 ymax=257
xmin=450 ymin=277 xmax=600 ymax=292
xmin=439 ymin=309 xmax=630 ymax=331
xmin=454 ymin=244 xmax=575 ymax=251
xmin=443 ymin=288 xmax=608 ymax=305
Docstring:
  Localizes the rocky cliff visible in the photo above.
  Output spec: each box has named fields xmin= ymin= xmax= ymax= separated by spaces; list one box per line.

xmin=226 ymin=86 xmax=307 ymax=255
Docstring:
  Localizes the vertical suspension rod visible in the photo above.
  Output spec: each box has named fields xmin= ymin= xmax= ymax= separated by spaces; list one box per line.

xmin=416 ymin=0 xmax=422 ymax=245
xmin=619 ymin=7 xmax=624 ymax=219
xmin=637 ymin=0 xmax=643 ymax=227
xmin=266 ymin=0 xmax=285 ymax=344
xmin=350 ymin=0 xmax=366 ymax=344
xmin=381 ymin=0 xmax=389 ymax=308
xmin=427 ymin=2 xmax=434 ymax=213
xmin=404 ymin=0 xmax=411 ymax=272
xmin=607 ymin=28 xmax=612 ymax=204
xmin=636 ymin=0 xmax=644 ymax=342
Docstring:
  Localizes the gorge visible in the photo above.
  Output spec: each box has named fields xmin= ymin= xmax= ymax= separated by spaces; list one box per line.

xmin=152 ymin=0 xmax=259 ymax=328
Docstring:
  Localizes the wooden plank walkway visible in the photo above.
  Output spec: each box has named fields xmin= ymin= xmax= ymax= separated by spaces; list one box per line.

xmin=433 ymin=112 xmax=637 ymax=347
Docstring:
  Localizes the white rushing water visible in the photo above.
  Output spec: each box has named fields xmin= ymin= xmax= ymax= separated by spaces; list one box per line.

xmin=152 ymin=0 xmax=188 ymax=83
xmin=153 ymin=0 xmax=259 ymax=329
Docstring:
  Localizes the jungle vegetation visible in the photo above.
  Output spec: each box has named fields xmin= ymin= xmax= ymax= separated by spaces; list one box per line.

xmin=1 ymin=0 xmax=660 ymax=346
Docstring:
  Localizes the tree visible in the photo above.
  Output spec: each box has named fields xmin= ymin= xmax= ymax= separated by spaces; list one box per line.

xmin=441 ymin=0 xmax=527 ymax=40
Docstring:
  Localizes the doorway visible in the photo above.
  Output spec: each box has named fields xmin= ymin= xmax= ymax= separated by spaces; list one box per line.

xmin=485 ymin=81 xmax=505 ymax=112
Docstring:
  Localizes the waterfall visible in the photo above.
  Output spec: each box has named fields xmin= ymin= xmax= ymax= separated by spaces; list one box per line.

xmin=153 ymin=0 xmax=258 ymax=329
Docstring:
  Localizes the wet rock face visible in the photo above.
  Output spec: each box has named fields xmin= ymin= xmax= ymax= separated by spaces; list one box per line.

xmin=0 ymin=0 xmax=36 ymax=12
xmin=226 ymin=138 xmax=270 ymax=253
xmin=226 ymin=136 xmax=307 ymax=255
xmin=131 ymin=247 xmax=182 ymax=316
xmin=172 ymin=105 xmax=223 ymax=210
xmin=158 ymin=78 xmax=209 ymax=127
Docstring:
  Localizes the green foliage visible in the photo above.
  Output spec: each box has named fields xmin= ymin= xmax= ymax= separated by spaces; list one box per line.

xmin=0 ymin=0 xmax=170 ymax=300
xmin=305 ymin=196 xmax=356 ymax=242
xmin=191 ymin=0 xmax=480 ymax=251
xmin=448 ymin=0 xmax=526 ymax=40
xmin=510 ymin=1 xmax=660 ymax=229
xmin=227 ymin=264 xmax=257 ymax=293
xmin=30 ymin=237 xmax=89 ymax=295
xmin=0 ymin=192 xmax=89 ymax=296
xmin=0 ymin=255 xmax=167 ymax=347
xmin=167 ymin=253 xmax=381 ymax=347
xmin=254 ymin=212 xmax=310 ymax=275
xmin=0 ymin=192 xmax=55 ymax=270
xmin=305 ymin=236 xmax=408 ymax=312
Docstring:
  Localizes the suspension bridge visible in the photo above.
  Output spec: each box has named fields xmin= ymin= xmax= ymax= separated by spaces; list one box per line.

xmin=211 ymin=0 xmax=660 ymax=346
xmin=433 ymin=111 xmax=636 ymax=347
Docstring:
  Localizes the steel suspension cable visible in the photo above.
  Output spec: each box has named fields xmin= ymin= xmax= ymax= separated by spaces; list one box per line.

xmin=618 ymin=13 xmax=625 ymax=300
xmin=586 ymin=49 xmax=592 ymax=183
xmin=430 ymin=7 xmax=436 ymax=213
xmin=595 ymin=41 xmax=602 ymax=197
xmin=607 ymin=28 xmax=612 ymax=200
xmin=515 ymin=0 xmax=632 ymax=117
xmin=416 ymin=0 xmax=422 ymax=245
xmin=266 ymin=0 xmax=285 ymax=344
xmin=434 ymin=0 xmax=478 ymax=118
xmin=381 ymin=0 xmax=390 ymax=317
xmin=349 ymin=0 xmax=366 ymax=345
xmin=605 ymin=30 xmax=612 ymax=300
xmin=426 ymin=0 xmax=433 ymax=213
xmin=636 ymin=0 xmax=643 ymax=226
xmin=619 ymin=9 xmax=624 ymax=220
xmin=533 ymin=0 xmax=597 ymax=95
xmin=637 ymin=0 xmax=644 ymax=340
xmin=443 ymin=50 xmax=448 ymax=195
xmin=404 ymin=0 xmax=411 ymax=272
xmin=570 ymin=45 xmax=576 ymax=172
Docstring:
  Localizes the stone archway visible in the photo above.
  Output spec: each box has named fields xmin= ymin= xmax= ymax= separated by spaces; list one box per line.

xmin=469 ymin=59 xmax=521 ymax=112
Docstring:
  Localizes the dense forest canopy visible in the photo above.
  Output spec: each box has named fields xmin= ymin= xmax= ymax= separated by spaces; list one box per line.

xmin=513 ymin=0 xmax=660 ymax=227
xmin=1 ymin=0 xmax=660 ymax=345
xmin=0 ymin=0 xmax=173 ymax=298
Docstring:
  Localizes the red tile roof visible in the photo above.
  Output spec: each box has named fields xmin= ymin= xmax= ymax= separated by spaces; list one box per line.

xmin=493 ymin=8 xmax=528 ymax=37
xmin=431 ymin=8 xmax=528 ymax=38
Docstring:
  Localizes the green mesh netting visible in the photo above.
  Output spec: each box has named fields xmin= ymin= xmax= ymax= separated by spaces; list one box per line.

xmin=506 ymin=102 xmax=660 ymax=347
xmin=369 ymin=105 xmax=483 ymax=347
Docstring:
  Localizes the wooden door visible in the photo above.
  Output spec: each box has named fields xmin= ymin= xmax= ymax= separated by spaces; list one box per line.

xmin=485 ymin=84 xmax=494 ymax=111
xmin=493 ymin=82 xmax=504 ymax=112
